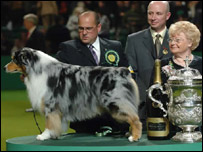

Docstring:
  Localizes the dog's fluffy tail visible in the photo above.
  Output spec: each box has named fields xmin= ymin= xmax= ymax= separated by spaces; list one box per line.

xmin=130 ymin=78 xmax=140 ymax=108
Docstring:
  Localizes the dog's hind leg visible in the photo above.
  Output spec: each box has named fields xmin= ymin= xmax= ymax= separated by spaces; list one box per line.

xmin=111 ymin=111 xmax=142 ymax=142
xmin=36 ymin=111 xmax=62 ymax=140
xmin=61 ymin=118 xmax=68 ymax=133
xmin=127 ymin=115 xmax=142 ymax=142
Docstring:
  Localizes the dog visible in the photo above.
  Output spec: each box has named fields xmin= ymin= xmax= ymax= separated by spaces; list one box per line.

xmin=4 ymin=47 xmax=142 ymax=142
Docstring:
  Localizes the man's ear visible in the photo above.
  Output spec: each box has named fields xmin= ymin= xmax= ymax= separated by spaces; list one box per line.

xmin=97 ymin=23 xmax=102 ymax=33
xmin=166 ymin=12 xmax=171 ymax=21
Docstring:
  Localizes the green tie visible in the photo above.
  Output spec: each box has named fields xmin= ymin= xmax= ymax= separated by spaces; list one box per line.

xmin=155 ymin=34 xmax=161 ymax=58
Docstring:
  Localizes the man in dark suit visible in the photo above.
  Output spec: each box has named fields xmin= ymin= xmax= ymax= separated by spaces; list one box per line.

xmin=23 ymin=13 xmax=45 ymax=51
xmin=56 ymin=11 xmax=129 ymax=134
xmin=125 ymin=1 xmax=173 ymax=130
xmin=45 ymin=15 xmax=71 ymax=54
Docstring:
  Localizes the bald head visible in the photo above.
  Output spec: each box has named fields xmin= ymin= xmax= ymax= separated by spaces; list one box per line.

xmin=78 ymin=11 xmax=100 ymax=25
xmin=148 ymin=1 xmax=170 ymax=13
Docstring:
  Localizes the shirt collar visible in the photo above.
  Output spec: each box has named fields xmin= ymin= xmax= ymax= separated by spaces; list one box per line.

xmin=150 ymin=26 xmax=167 ymax=39
xmin=28 ymin=26 xmax=36 ymax=35
xmin=87 ymin=36 xmax=100 ymax=52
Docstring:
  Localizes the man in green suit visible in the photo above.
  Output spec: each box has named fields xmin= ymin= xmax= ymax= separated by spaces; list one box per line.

xmin=125 ymin=1 xmax=173 ymax=130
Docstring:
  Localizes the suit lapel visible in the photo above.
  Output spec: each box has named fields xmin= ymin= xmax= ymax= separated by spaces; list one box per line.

xmin=143 ymin=28 xmax=156 ymax=59
xmin=99 ymin=38 xmax=109 ymax=65
xmin=76 ymin=40 xmax=97 ymax=65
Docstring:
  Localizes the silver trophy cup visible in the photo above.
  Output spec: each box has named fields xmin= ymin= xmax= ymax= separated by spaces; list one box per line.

xmin=148 ymin=57 xmax=202 ymax=142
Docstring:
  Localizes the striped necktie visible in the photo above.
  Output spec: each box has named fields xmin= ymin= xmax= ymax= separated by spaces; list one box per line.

xmin=89 ymin=44 xmax=99 ymax=65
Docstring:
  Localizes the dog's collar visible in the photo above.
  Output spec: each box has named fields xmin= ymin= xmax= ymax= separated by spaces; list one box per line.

xmin=20 ymin=65 xmax=28 ymax=77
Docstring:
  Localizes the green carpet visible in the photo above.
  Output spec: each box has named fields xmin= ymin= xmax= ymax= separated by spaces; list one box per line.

xmin=1 ymin=90 xmax=75 ymax=151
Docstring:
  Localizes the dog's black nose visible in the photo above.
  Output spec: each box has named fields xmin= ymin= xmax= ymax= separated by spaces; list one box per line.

xmin=3 ymin=66 xmax=6 ymax=71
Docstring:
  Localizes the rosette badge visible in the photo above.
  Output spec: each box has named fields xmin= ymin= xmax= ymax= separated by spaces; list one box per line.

xmin=108 ymin=54 xmax=116 ymax=62
xmin=162 ymin=47 xmax=168 ymax=55
xmin=105 ymin=50 xmax=120 ymax=66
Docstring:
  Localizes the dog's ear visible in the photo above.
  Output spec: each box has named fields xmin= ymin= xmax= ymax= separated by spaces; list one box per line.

xmin=21 ymin=48 xmax=39 ymax=66
xmin=13 ymin=48 xmax=32 ymax=66
xmin=15 ymin=51 xmax=27 ymax=65
xmin=19 ymin=53 xmax=29 ymax=65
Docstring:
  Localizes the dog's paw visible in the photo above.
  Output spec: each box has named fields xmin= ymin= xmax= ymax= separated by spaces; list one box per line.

xmin=36 ymin=134 xmax=47 ymax=141
xmin=128 ymin=135 xmax=141 ymax=142
xmin=36 ymin=129 xmax=51 ymax=141
xmin=128 ymin=136 xmax=134 ymax=142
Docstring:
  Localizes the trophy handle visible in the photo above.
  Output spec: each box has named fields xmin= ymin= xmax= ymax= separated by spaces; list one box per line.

xmin=148 ymin=83 xmax=168 ymax=117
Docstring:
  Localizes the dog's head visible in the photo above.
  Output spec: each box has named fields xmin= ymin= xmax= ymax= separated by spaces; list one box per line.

xmin=4 ymin=47 xmax=38 ymax=74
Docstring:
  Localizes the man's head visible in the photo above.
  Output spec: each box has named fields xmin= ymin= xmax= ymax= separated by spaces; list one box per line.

xmin=147 ymin=1 xmax=171 ymax=32
xmin=78 ymin=11 xmax=101 ymax=44
xmin=23 ymin=14 xmax=38 ymax=30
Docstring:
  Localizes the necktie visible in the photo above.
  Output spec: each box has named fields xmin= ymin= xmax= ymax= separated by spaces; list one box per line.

xmin=89 ymin=44 xmax=99 ymax=65
xmin=155 ymin=34 xmax=161 ymax=58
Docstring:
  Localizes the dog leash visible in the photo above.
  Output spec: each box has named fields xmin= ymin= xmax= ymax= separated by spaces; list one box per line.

xmin=33 ymin=110 xmax=42 ymax=134
xmin=95 ymin=126 xmax=112 ymax=137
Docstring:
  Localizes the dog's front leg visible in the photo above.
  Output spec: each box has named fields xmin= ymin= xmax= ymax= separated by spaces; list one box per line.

xmin=37 ymin=111 xmax=62 ymax=140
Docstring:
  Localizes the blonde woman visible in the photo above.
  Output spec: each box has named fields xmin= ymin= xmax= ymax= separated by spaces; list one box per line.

xmin=161 ymin=21 xmax=202 ymax=81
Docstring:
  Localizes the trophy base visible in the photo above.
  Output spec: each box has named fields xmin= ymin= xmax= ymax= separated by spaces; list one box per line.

xmin=172 ymin=131 xmax=202 ymax=143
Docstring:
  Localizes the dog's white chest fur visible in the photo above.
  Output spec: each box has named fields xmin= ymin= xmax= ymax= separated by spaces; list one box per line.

xmin=24 ymin=72 xmax=48 ymax=111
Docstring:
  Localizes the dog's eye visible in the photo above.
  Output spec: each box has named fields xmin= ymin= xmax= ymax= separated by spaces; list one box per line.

xmin=21 ymin=55 xmax=26 ymax=60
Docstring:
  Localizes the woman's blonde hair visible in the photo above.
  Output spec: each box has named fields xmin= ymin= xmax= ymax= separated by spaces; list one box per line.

xmin=169 ymin=21 xmax=201 ymax=51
